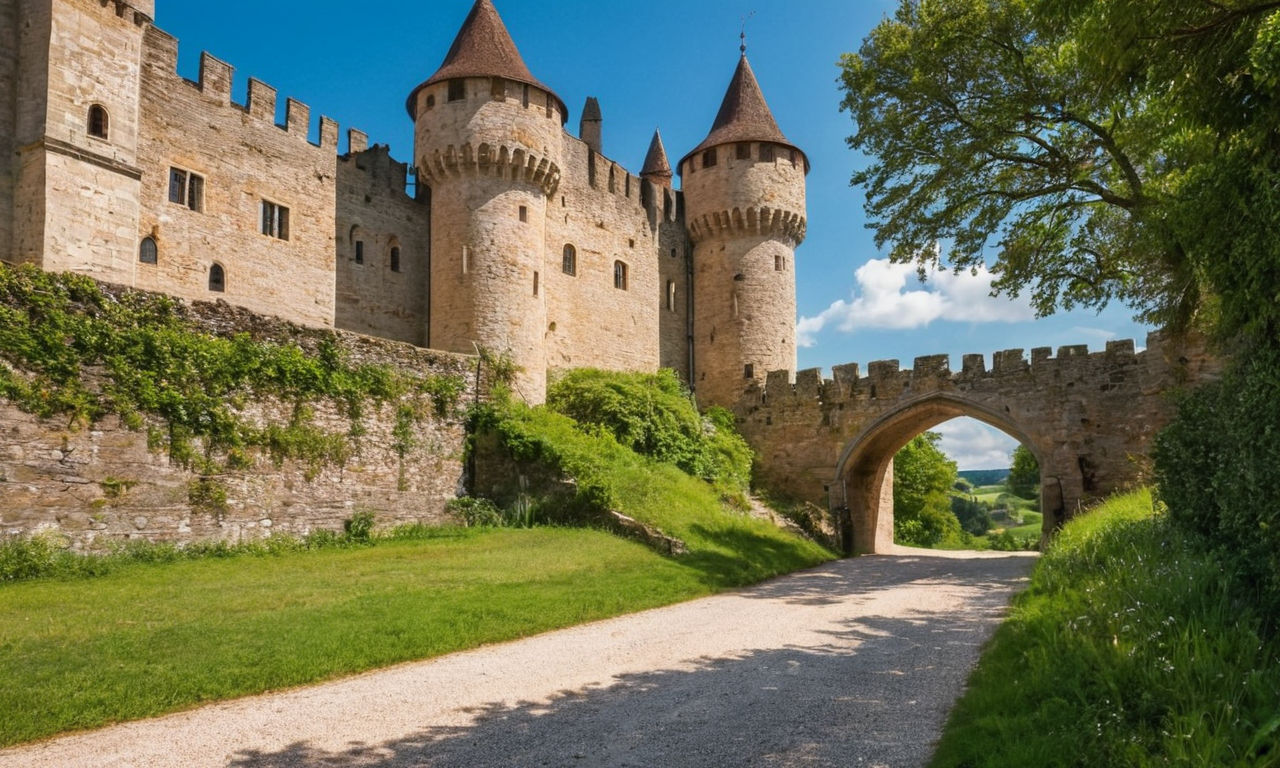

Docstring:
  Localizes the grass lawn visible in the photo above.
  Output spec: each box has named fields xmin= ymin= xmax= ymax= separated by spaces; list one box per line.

xmin=0 ymin=524 xmax=830 ymax=747
xmin=930 ymin=489 xmax=1280 ymax=766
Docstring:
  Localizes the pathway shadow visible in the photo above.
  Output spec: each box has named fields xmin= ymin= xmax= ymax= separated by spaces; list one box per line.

xmin=227 ymin=565 xmax=1025 ymax=768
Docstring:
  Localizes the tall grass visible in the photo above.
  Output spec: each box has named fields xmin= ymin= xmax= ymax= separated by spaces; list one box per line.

xmin=931 ymin=489 xmax=1280 ymax=767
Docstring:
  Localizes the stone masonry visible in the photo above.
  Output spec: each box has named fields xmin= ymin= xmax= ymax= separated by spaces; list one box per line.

xmin=736 ymin=334 xmax=1220 ymax=554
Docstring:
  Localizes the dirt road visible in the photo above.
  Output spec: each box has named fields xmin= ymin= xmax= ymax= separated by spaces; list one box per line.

xmin=2 ymin=548 xmax=1034 ymax=768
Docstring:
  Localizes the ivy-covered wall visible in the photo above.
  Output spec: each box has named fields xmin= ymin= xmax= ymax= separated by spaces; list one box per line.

xmin=0 ymin=266 xmax=478 ymax=550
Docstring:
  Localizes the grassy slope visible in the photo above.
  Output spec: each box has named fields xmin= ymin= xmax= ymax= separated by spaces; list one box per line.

xmin=931 ymin=489 xmax=1280 ymax=767
xmin=0 ymin=525 xmax=828 ymax=747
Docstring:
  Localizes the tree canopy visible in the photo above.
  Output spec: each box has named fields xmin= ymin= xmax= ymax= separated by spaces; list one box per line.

xmin=841 ymin=0 xmax=1280 ymax=335
xmin=893 ymin=432 xmax=963 ymax=547
xmin=1006 ymin=444 xmax=1040 ymax=499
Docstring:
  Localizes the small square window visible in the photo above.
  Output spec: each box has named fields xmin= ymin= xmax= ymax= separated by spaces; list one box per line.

xmin=736 ymin=143 xmax=751 ymax=160
xmin=518 ymin=205 xmax=528 ymax=222
xmin=702 ymin=148 xmax=717 ymax=168
xmin=759 ymin=144 xmax=775 ymax=162
xmin=447 ymin=79 xmax=465 ymax=102
xmin=168 ymin=168 xmax=204 ymax=212
xmin=261 ymin=200 xmax=290 ymax=240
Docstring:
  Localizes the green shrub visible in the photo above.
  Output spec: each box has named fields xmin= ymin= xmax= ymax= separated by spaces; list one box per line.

xmin=343 ymin=511 xmax=376 ymax=543
xmin=446 ymin=496 xmax=505 ymax=528
xmin=546 ymin=368 xmax=753 ymax=496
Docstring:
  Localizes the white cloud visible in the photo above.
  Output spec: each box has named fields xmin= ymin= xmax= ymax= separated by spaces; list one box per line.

xmin=797 ymin=259 xmax=1035 ymax=347
xmin=1068 ymin=326 xmax=1119 ymax=342
xmin=932 ymin=418 xmax=1020 ymax=471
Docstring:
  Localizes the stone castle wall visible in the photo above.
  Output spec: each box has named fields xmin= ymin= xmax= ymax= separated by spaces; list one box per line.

xmin=133 ymin=27 xmax=338 ymax=328
xmin=334 ymin=141 xmax=430 ymax=347
xmin=734 ymin=334 xmax=1220 ymax=552
xmin=0 ymin=0 xmax=16 ymax=263
xmin=0 ymin=297 xmax=479 ymax=551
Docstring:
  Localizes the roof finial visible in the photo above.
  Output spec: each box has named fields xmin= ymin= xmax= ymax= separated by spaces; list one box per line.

xmin=740 ymin=10 xmax=755 ymax=54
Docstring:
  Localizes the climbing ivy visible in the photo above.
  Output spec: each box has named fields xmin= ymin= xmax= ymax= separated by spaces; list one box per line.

xmin=0 ymin=264 xmax=467 ymax=473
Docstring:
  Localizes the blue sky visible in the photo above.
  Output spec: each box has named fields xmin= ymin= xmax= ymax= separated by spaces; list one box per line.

xmin=151 ymin=0 xmax=1152 ymax=468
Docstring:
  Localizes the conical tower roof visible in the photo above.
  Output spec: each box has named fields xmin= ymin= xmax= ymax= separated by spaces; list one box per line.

xmin=680 ymin=54 xmax=807 ymax=172
xmin=406 ymin=0 xmax=567 ymax=123
xmin=641 ymin=129 xmax=672 ymax=179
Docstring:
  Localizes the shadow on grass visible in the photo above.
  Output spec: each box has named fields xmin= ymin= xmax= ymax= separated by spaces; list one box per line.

xmin=227 ymin=557 xmax=1033 ymax=768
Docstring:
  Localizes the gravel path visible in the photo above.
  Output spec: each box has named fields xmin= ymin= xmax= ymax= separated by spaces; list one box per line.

xmin=2 ymin=548 xmax=1034 ymax=768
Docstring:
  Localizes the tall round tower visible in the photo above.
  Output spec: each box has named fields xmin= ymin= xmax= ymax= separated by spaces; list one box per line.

xmin=680 ymin=53 xmax=808 ymax=408
xmin=408 ymin=0 xmax=566 ymax=402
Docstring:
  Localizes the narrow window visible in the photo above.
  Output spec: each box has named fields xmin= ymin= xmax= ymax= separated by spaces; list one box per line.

xmin=461 ymin=245 xmax=469 ymax=274
xmin=447 ymin=79 xmax=465 ymax=102
xmin=629 ymin=238 xmax=635 ymax=249
xmin=744 ymin=364 xmax=754 ymax=379
xmin=425 ymin=94 xmax=436 ymax=110
xmin=491 ymin=77 xmax=505 ymax=101
xmin=775 ymin=254 xmax=784 ymax=271
xmin=545 ymin=91 xmax=553 ymax=118
xmin=168 ymin=168 xmax=203 ymax=212
xmin=522 ymin=84 xmax=529 ymax=108
xmin=261 ymin=200 xmax=290 ymax=240
xmin=390 ymin=246 xmax=401 ymax=273
xmin=735 ymin=142 xmax=751 ymax=160
xmin=139 ymin=236 xmax=157 ymax=265
xmin=88 ymin=105 xmax=109 ymax=139
xmin=790 ymin=149 xmax=799 ymax=168
xmin=533 ymin=270 xmax=539 ymax=296
xmin=666 ymin=280 xmax=676 ymax=312
xmin=613 ymin=260 xmax=628 ymax=290
xmin=562 ymin=244 xmax=576 ymax=276
xmin=670 ymin=248 xmax=677 ymax=259
xmin=759 ymin=144 xmax=775 ymax=162
xmin=518 ymin=205 xmax=528 ymax=222
xmin=702 ymin=148 xmax=717 ymax=168
xmin=209 ymin=263 xmax=225 ymax=293
xmin=354 ymin=240 xmax=364 ymax=265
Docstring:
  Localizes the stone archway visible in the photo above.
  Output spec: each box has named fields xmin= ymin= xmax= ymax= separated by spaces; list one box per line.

xmin=831 ymin=393 xmax=1049 ymax=555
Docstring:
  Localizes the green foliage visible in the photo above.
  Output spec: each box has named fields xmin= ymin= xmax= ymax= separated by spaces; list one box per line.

xmin=932 ymin=489 xmax=1280 ymax=766
xmin=892 ymin=432 xmax=963 ymax=547
xmin=0 ymin=264 xmax=466 ymax=475
xmin=1155 ymin=347 xmax=1280 ymax=616
xmin=841 ymin=0 xmax=1280 ymax=331
xmin=950 ymin=494 xmax=993 ymax=536
xmin=546 ymin=368 xmax=753 ymax=500
xmin=1006 ymin=444 xmax=1040 ymax=499
xmin=342 ymin=511 xmax=376 ymax=543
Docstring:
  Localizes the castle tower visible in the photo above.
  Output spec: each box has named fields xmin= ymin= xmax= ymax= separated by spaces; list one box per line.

xmin=8 ymin=0 xmax=153 ymax=275
xmin=679 ymin=52 xmax=808 ymax=408
xmin=408 ymin=0 xmax=566 ymax=402
xmin=579 ymin=97 xmax=602 ymax=155
xmin=640 ymin=129 xmax=673 ymax=189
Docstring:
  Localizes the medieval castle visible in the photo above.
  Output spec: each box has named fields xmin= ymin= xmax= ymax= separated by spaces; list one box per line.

xmin=0 ymin=0 xmax=807 ymax=405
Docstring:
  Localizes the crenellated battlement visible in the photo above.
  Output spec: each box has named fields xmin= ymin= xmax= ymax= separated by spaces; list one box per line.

xmin=141 ymin=27 xmax=356 ymax=152
xmin=82 ymin=0 xmax=153 ymax=27
xmin=687 ymin=205 xmax=806 ymax=245
xmin=417 ymin=142 xmax=561 ymax=196
xmin=339 ymin=143 xmax=420 ymax=201
xmin=738 ymin=333 xmax=1188 ymax=409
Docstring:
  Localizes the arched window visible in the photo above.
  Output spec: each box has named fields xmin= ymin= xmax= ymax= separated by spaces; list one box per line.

xmin=666 ymin=280 xmax=677 ymax=312
xmin=139 ymin=236 xmax=157 ymax=265
xmin=88 ymin=105 xmax=109 ymax=140
xmin=613 ymin=260 xmax=628 ymax=290
xmin=389 ymin=246 xmax=401 ymax=273
xmin=208 ymin=263 xmax=225 ymax=293
xmin=562 ymin=244 xmax=576 ymax=276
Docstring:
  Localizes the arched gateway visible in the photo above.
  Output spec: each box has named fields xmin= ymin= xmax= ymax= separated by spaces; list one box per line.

xmin=732 ymin=334 xmax=1217 ymax=554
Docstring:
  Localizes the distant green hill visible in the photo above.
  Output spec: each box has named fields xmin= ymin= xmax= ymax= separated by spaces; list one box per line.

xmin=958 ymin=468 xmax=1009 ymax=487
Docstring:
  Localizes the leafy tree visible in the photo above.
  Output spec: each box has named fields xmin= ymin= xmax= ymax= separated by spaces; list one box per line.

xmin=951 ymin=495 xmax=994 ymax=536
xmin=840 ymin=0 xmax=1280 ymax=332
xmin=1006 ymin=445 xmax=1040 ymax=499
xmin=893 ymin=432 xmax=963 ymax=547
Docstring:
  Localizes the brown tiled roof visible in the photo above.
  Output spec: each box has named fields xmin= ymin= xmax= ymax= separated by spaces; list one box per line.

xmin=641 ymin=129 xmax=672 ymax=178
xmin=680 ymin=54 xmax=808 ymax=172
xmin=405 ymin=0 xmax=567 ymax=123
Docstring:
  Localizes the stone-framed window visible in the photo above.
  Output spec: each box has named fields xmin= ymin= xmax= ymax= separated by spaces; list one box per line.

xmin=562 ymin=244 xmax=576 ymax=276
xmin=168 ymin=168 xmax=204 ymax=212
xmin=775 ymin=254 xmax=785 ymax=271
xmin=354 ymin=240 xmax=364 ymax=265
xmin=447 ymin=79 xmax=465 ymax=102
xmin=209 ymin=263 xmax=226 ymax=293
xmin=261 ymin=200 xmax=290 ymax=240
xmin=533 ymin=270 xmax=540 ymax=297
xmin=702 ymin=148 xmax=717 ymax=168
xmin=522 ymin=84 xmax=530 ymax=108
xmin=491 ymin=77 xmax=506 ymax=101
xmin=613 ymin=260 xmax=628 ymax=291
xmin=88 ymin=104 xmax=109 ymax=140
xmin=744 ymin=364 xmax=754 ymax=379
xmin=736 ymin=142 xmax=751 ymax=160
xmin=425 ymin=94 xmax=436 ymax=111
xmin=389 ymin=246 xmax=401 ymax=273
xmin=139 ymin=236 xmax=158 ymax=265
xmin=667 ymin=280 xmax=677 ymax=312
xmin=759 ymin=144 xmax=775 ymax=162
xmin=518 ymin=205 xmax=528 ymax=222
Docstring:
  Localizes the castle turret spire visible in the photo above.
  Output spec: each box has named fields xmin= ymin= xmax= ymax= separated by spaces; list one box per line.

xmin=580 ymin=96 xmax=603 ymax=154
xmin=406 ymin=0 xmax=567 ymax=122
xmin=640 ymin=129 xmax=672 ymax=188
xmin=680 ymin=54 xmax=807 ymax=172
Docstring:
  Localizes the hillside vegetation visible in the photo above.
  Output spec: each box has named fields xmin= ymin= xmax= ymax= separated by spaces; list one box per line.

xmin=932 ymin=490 xmax=1280 ymax=766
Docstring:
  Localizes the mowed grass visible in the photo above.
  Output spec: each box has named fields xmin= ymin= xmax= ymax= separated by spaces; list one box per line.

xmin=0 ymin=525 xmax=828 ymax=747
xmin=931 ymin=489 xmax=1280 ymax=766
